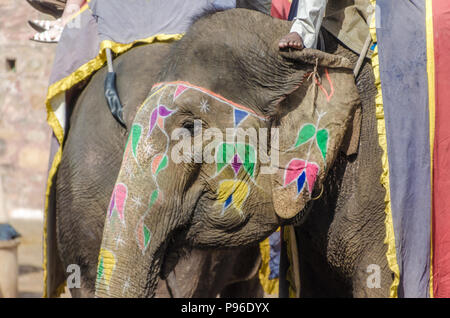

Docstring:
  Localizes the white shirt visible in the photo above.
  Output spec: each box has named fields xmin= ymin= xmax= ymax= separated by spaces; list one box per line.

xmin=290 ymin=0 xmax=328 ymax=48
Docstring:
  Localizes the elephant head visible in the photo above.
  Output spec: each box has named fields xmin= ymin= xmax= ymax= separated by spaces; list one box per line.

xmin=95 ymin=9 xmax=359 ymax=297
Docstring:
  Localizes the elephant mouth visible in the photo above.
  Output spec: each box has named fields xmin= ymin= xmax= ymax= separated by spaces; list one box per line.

xmin=158 ymin=177 xmax=206 ymax=280
xmin=159 ymin=226 xmax=191 ymax=280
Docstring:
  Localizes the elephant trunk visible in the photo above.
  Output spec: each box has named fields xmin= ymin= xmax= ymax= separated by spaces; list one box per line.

xmin=95 ymin=201 xmax=172 ymax=298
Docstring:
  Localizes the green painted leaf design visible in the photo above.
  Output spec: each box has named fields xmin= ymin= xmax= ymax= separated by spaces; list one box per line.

xmin=236 ymin=143 xmax=256 ymax=177
xmin=216 ymin=143 xmax=235 ymax=172
xmin=316 ymin=129 xmax=329 ymax=162
xmin=143 ymin=225 xmax=151 ymax=248
xmin=155 ymin=155 xmax=168 ymax=175
xmin=96 ymin=257 xmax=104 ymax=282
xmin=149 ymin=190 xmax=158 ymax=208
xmin=295 ymin=124 xmax=316 ymax=148
xmin=136 ymin=218 xmax=152 ymax=252
xmin=131 ymin=124 xmax=142 ymax=158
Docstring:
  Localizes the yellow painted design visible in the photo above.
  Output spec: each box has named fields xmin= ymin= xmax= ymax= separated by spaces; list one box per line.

xmin=97 ymin=248 xmax=116 ymax=287
xmin=43 ymin=33 xmax=183 ymax=297
xmin=258 ymin=228 xmax=280 ymax=296
xmin=370 ymin=0 xmax=400 ymax=298
xmin=425 ymin=0 xmax=435 ymax=298
xmin=217 ymin=180 xmax=249 ymax=211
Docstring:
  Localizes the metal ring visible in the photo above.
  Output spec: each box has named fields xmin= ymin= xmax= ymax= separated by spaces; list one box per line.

xmin=311 ymin=184 xmax=324 ymax=201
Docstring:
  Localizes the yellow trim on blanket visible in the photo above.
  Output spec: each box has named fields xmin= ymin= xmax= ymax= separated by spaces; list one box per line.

xmin=258 ymin=228 xmax=280 ymax=296
xmin=43 ymin=93 xmax=65 ymax=298
xmin=425 ymin=0 xmax=435 ymax=298
xmin=370 ymin=1 xmax=400 ymax=298
xmin=43 ymin=33 xmax=183 ymax=298
xmin=45 ymin=33 xmax=184 ymax=105
xmin=68 ymin=1 xmax=89 ymax=21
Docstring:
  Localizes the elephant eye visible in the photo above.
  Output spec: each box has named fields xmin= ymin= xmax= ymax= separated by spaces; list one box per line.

xmin=182 ymin=120 xmax=195 ymax=135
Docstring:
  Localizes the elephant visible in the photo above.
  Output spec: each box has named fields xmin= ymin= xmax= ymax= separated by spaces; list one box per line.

xmin=55 ymin=42 xmax=265 ymax=298
xmin=91 ymin=8 xmax=393 ymax=298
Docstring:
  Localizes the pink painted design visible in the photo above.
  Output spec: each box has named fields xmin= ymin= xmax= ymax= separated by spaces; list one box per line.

xmin=151 ymin=155 xmax=163 ymax=175
xmin=284 ymin=160 xmax=307 ymax=186
xmin=108 ymin=183 xmax=128 ymax=222
xmin=305 ymin=163 xmax=319 ymax=193
xmin=123 ymin=134 xmax=132 ymax=162
xmin=173 ymin=85 xmax=188 ymax=101
xmin=157 ymin=116 xmax=164 ymax=129
xmin=284 ymin=159 xmax=319 ymax=195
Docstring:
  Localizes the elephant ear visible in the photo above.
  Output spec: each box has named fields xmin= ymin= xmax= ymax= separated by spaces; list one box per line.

xmin=271 ymin=49 xmax=360 ymax=219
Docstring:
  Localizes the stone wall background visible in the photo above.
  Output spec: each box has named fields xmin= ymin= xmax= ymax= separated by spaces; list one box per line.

xmin=0 ymin=0 xmax=56 ymax=220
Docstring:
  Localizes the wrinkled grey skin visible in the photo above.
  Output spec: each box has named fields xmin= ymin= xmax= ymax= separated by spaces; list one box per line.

xmin=291 ymin=29 xmax=391 ymax=298
xmin=55 ymin=43 xmax=264 ymax=298
xmin=93 ymin=9 xmax=392 ymax=298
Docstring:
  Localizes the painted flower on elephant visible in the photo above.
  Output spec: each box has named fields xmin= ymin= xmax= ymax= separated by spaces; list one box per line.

xmin=284 ymin=159 xmax=319 ymax=196
xmin=123 ymin=124 xmax=143 ymax=163
xmin=215 ymin=142 xmax=256 ymax=178
xmin=293 ymin=122 xmax=329 ymax=163
xmin=281 ymin=111 xmax=329 ymax=198
xmin=96 ymin=248 xmax=116 ymax=289
xmin=217 ymin=180 xmax=250 ymax=216
xmin=135 ymin=190 xmax=158 ymax=254
xmin=173 ymin=84 xmax=189 ymax=101
xmin=151 ymin=154 xmax=168 ymax=176
xmin=135 ymin=217 xmax=151 ymax=254
xmin=148 ymin=105 xmax=176 ymax=136
xmin=108 ymin=183 xmax=128 ymax=224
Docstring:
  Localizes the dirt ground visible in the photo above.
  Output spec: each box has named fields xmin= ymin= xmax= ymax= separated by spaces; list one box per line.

xmin=10 ymin=219 xmax=70 ymax=298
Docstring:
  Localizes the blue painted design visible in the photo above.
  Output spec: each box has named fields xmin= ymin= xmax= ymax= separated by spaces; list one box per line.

xmin=234 ymin=109 xmax=249 ymax=127
xmin=224 ymin=195 xmax=233 ymax=209
xmin=296 ymin=171 xmax=306 ymax=194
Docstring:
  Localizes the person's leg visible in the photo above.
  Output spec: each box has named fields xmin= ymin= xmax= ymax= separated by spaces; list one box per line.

xmin=278 ymin=0 xmax=304 ymax=50
xmin=279 ymin=32 xmax=304 ymax=50
xmin=279 ymin=0 xmax=327 ymax=50
xmin=60 ymin=0 xmax=86 ymax=25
